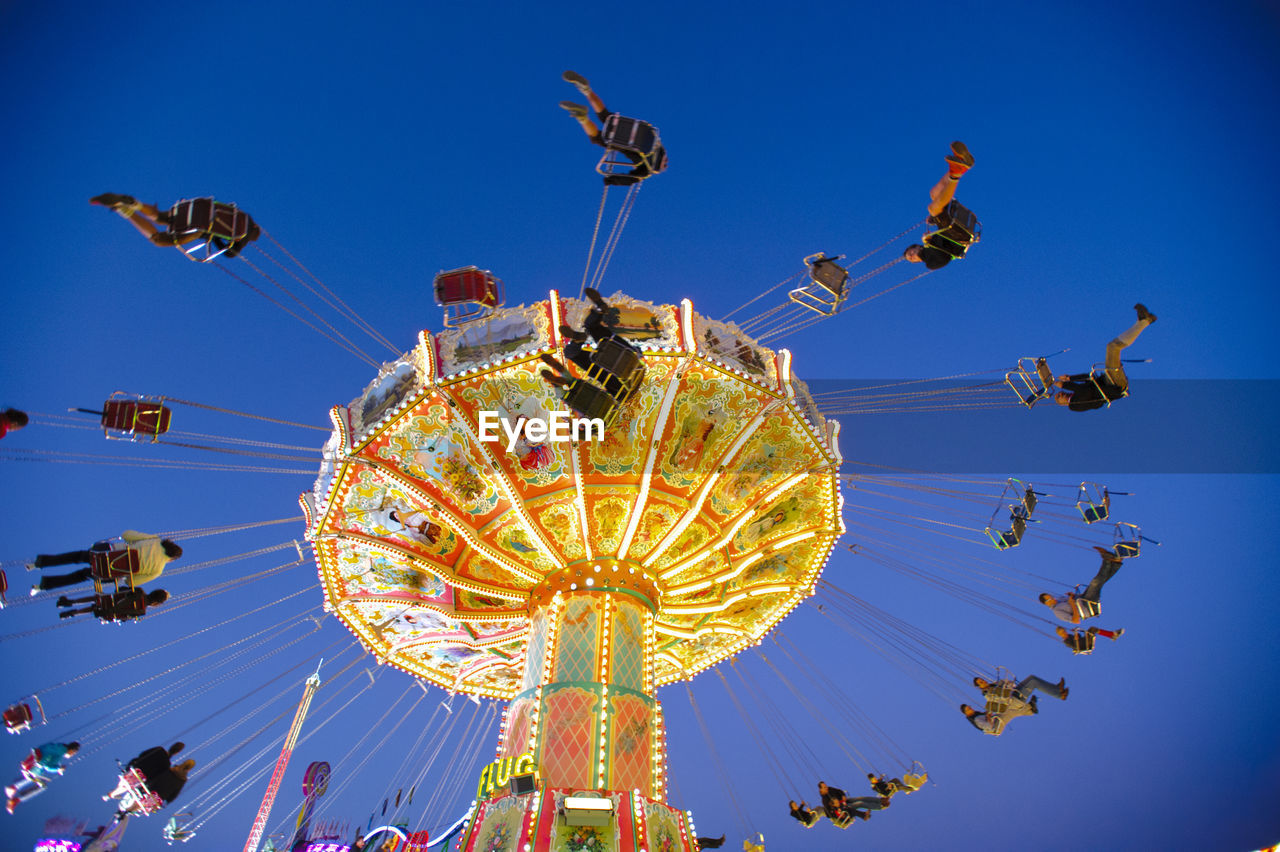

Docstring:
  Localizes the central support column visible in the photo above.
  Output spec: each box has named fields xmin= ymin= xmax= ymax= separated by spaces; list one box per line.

xmin=498 ymin=566 xmax=664 ymax=799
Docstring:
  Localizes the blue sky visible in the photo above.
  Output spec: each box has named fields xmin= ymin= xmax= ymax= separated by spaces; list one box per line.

xmin=2 ymin=2 xmax=1279 ymax=850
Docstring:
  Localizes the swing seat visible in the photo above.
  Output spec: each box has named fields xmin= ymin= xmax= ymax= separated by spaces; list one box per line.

xmin=923 ymin=200 xmax=981 ymax=260
xmin=101 ymin=398 xmax=172 ymax=441
xmin=1113 ymin=521 xmax=1157 ymax=559
xmin=1080 ymin=504 xmax=1109 ymax=523
xmin=831 ymin=812 xmax=854 ymax=829
xmin=100 ymin=591 xmax=148 ymax=622
xmin=789 ymin=253 xmax=850 ymax=316
xmin=118 ymin=767 xmax=165 ymax=815
xmin=168 ymin=198 xmax=255 ymax=263
xmin=1006 ymin=358 xmax=1057 ymax=407
xmin=985 ymin=527 xmax=1020 ymax=550
xmin=799 ymin=811 xmax=822 ymax=828
xmin=562 ymin=380 xmax=618 ymax=426
xmin=1067 ymin=630 xmax=1096 ymax=656
xmin=433 ymin=266 xmax=504 ymax=327
xmin=596 ymin=114 xmax=668 ymax=179
xmin=3 ymin=705 xmax=32 ymax=734
xmin=89 ymin=547 xmax=141 ymax=585
xmin=586 ymin=337 xmax=645 ymax=402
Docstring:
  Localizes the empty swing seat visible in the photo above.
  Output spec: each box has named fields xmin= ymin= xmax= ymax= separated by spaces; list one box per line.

xmin=790 ymin=253 xmax=850 ymax=316
xmin=923 ymin=200 xmax=981 ymax=260
xmin=586 ymin=337 xmax=645 ymax=402
xmin=597 ymin=114 xmax=668 ymax=179
xmin=433 ymin=266 xmax=504 ymax=327
xmin=101 ymin=399 xmax=172 ymax=440
xmin=168 ymin=198 xmax=255 ymax=262
xmin=3 ymin=704 xmax=33 ymax=734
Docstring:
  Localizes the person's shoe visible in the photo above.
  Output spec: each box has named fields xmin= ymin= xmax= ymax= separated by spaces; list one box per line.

xmin=30 ymin=584 xmax=40 ymax=597
xmin=558 ymin=324 xmax=587 ymax=342
xmin=24 ymin=562 xmax=37 ymax=572
xmin=539 ymin=353 xmax=566 ymax=372
xmin=5 ymin=798 xmax=16 ymax=814
xmin=1060 ymin=685 xmax=1070 ymax=700
xmin=1093 ymin=545 xmax=1117 ymax=558
xmin=944 ymin=154 xmax=971 ymax=170
xmin=562 ymin=70 xmax=592 ymax=95
xmin=949 ymin=141 xmax=974 ymax=167
xmin=858 ymin=810 xmax=871 ymax=821
xmin=1112 ymin=628 xmax=1125 ymax=640
xmin=55 ymin=596 xmax=71 ymax=608
xmin=540 ymin=369 xmax=571 ymax=388
xmin=559 ymin=100 xmax=589 ymax=120
xmin=1134 ymin=303 xmax=1157 ymax=324
xmin=879 ymin=796 xmax=891 ymax=807
xmin=89 ymin=193 xmax=136 ymax=209
xmin=1029 ymin=695 xmax=1039 ymax=713
xmin=58 ymin=611 xmax=74 ymax=619
xmin=583 ymin=287 xmax=609 ymax=310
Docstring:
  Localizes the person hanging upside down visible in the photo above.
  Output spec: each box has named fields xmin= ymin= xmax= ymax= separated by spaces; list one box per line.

xmin=0 ymin=408 xmax=28 ymax=440
xmin=1051 ymin=304 xmax=1157 ymax=410
xmin=1057 ymin=624 xmax=1124 ymax=653
xmin=30 ymin=531 xmax=182 ymax=593
xmin=57 ymin=589 xmax=169 ymax=622
xmin=1039 ymin=546 xmax=1126 ymax=624
xmin=4 ymin=741 xmax=79 ymax=814
xmin=903 ymin=142 xmax=975 ymax=270
xmin=559 ymin=71 xmax=665 ymax=186
xmin=90 ymin=193 xmax=260 ymax=258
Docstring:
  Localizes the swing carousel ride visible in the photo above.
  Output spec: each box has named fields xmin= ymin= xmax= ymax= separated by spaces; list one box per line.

xmin=308 ymin=286 xmax=842 ymax=850
xmin=0 ymin=82 xmax=1160 ymax=852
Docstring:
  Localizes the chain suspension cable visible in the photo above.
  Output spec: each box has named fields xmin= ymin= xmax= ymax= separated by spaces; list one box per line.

xmin=158 ymin=516 xmax=304 ymax=540
xmin=189 ymin=658 xmax=373 ymax=827
xmin=762 ymin=629 xmax=916 ymax=767
xmin=587 ymin=183 xmax=641 ymax=293
xmin=211 ymin=260 xmax=382 ymax=369
xmin=172 ymin=634 xmax=345 ymax=746
xmin=66 ymin=617 xmax=316 ymax=745
xmin=685 ymin=682 xmax=754 ymax=836
xmin=743 ymin=646 xmax=874 ymax=777
xmin=579 ymin=184 xmax=611 ymax=298
xmin=160 ymin=430 xmax=321 ymax=452
xmin=163 ymin=542 xmax=305 ymax=579
xmin=268 ymin=685 xmax=427 ymax=843
xmin=721 ymin=271 xmax=805 ymax=322
xmin=234 ymin=255 xmax=384 ymax=369
xmin=716 ymin=664 xmax=801 ymax=798
xmin=21 ymin=605 xmax=319 ymax=697
xmin=76 ymin=622 xmax=323 ymax=756
xmin=417 ymin=699 xmax=493 ymax=827
xmin=185 ymin=639 xmax=355 ymax=752
xmin=257 ymin=233 xmax=402 ymax=355
xmin=729 ymin=653 xmax=836 ymax=780
xmin=152 ymin=439 xmax=317 ymax=463
xmin=45 ymin=586 xmax=316 ymax=722
xmin=0 ymin=447 xmax=314 ymax=475
xmin=161 ymin=397 xmax=330 ymax=432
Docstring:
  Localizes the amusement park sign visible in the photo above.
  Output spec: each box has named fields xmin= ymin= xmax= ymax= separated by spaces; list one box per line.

xmin=475 ymin=752 xmax=536 ymax=799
